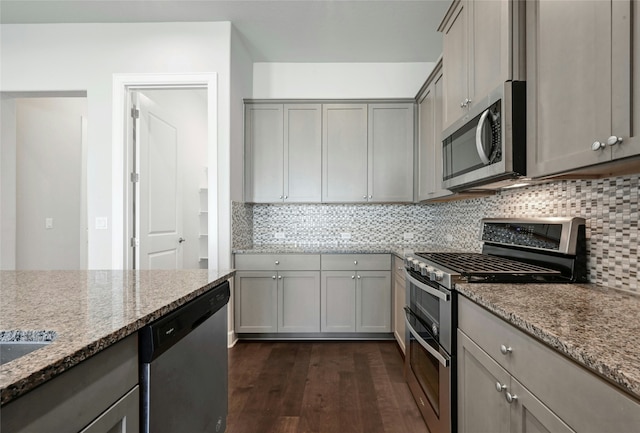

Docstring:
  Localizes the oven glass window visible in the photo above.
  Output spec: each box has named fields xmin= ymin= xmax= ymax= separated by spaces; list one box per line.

xmin=409 ymin=325 xmax=441 ymax=416
xmin=409 ymin=278 xmax=440 ymax=333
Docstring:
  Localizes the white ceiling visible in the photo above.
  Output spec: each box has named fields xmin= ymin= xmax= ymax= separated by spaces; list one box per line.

xmin=0 ymin=0 xmax=450 ymax=63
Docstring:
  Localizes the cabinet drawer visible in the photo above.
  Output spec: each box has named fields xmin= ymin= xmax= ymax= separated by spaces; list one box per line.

xmin=459 ymin=296 xmax=640 ymax=432
xmin=235 ymin=254 xmax=320 ymax=270
xmin=321 ymin=254 xmax=390 ymax=271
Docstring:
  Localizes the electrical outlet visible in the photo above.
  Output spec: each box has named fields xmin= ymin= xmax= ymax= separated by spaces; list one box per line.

xmin=274 ymin=232 xmax=286 ymax=239
xmin=45 ymin=218 xmax=53 ymax=229
xmin=340 ymin=232 xmax=351 ymax=239
xmin=403 ymin=232 xmax=414 ymax=240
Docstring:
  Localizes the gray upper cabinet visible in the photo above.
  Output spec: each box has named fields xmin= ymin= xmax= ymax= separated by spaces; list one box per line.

xmin=284 ymin=104 xmax=322 ymax=202
xmin=439 ymin=0 xmax=519 ymax=133
xmin=322 ymin=102 xmax=415 ymax=203
xmin=245 ymin=103 xmax=321 ymax=203
xmin=527 ymin=0 xmax=640 ymax=178
xmin=367 ymin=103 xmax=414 ymax=202
xmin=417 ymin=62 xmax=452 ymax=201
xmin=245 ymin=104 xmax=284 ymax=203
xmin=322 ymin=104 xmax=369 ymax=202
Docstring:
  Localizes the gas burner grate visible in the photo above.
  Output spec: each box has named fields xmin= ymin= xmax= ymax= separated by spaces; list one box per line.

xmin=415 ymin=252 xmax=561 ymax=276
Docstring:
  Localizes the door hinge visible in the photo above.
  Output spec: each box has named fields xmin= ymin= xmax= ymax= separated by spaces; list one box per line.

xmin=130 ymin=237 xmax=139 ymax=248
xmin=131 ymin=107 xmax=140 ymax=119
xmin=130 ymin=172 xmax=139 ymax=183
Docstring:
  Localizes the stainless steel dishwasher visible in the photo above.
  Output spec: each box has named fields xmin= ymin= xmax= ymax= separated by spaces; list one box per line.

xmin=139 ymin=280 xmax=230 ymax=433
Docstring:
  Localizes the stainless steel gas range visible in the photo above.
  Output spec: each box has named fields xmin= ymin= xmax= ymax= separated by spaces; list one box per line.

xmin=403 ymin=217 xmax=587 ymax=433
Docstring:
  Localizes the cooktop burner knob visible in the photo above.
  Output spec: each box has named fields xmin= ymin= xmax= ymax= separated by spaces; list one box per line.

xmin=434 ymin=271 xmax=444 ymax=281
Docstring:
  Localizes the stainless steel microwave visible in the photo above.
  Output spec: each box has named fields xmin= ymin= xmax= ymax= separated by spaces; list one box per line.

xmin=442 ymin=81 xmax=526 ymax=191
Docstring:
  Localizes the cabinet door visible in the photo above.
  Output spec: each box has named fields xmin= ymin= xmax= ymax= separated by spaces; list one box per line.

xmin=321 ymin=271 xmax=356 ymax=332
xmin=235 ymin=271 xmax=278 ymax=333
xmin=393 ymin=266 xmax=406 ymax=352
xmin=356 ymin=271 xmax=391 ymax=332
xmin=509 ymin=379 xmax=575 ymax=433
xmin=441 ymin=0 xmax=469 ymax=132
xmin=245 ymin=104 xmax=284 ymax=202
xmin=468 ymin=0 xmax=510 ymax=108
xmin=278 ymin=271 xmax=320 ymax=332
xmin=417 ymin=80 xmax=436 ymax=202
xmin=367 ymin=104 xmax=414 ymax=202
xmin=611 ymin=0 xmax=640 ymax=160
xmin=322 ymin=104 xmax=368 ymax=202
xmin=79 ymin=387 xmax=139 ymax=433
xmin=526 ymin=0 xmax=612 ymax=177
xmin=458 ymin=330 xmax=511 ymax=433
xmin=284 ymin=104 xmax=322 ymax=202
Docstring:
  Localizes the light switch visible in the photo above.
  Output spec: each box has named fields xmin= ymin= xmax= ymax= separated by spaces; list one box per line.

xmin=45 ymin=218 xmax=53 ymax=229
xmin=96 ymin=217 xmax=108 ymax=230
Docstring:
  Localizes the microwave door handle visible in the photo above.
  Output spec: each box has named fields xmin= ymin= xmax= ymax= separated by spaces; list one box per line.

xmin=404 ymin=308 xmax=451 ymax=367
xmin=475 ymin=108 xmax=491 ymax=164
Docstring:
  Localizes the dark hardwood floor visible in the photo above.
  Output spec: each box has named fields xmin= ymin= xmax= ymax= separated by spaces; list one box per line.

xmin=227 ymin=341 xmax=429 ymax=433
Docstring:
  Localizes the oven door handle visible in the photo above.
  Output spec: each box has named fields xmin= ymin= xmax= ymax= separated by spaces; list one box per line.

xmin=404 ymin=309 xmax=451 ymax=368
xmin=405 ymin=270 xmax=450 ymax=302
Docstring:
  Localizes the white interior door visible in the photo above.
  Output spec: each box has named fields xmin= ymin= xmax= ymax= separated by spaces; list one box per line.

xmin=135 ymin=92 xmax=184 ymax=269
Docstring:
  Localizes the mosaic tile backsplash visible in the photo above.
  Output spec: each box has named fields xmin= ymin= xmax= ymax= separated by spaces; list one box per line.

xmin=232 ymin=174 xmax=639 ymax=292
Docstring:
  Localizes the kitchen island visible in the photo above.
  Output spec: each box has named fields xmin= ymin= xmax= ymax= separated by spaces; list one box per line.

xmin=0 ymin=269 xmax=235 ymax=406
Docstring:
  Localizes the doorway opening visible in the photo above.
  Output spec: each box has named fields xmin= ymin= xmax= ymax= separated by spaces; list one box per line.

xmin=112 ymin=73 xmax=219 ymax=269
xmin=0 ymin=92 xmax=88 ymax=270
xmin=128 ymin=88 xmax=208 ymax=270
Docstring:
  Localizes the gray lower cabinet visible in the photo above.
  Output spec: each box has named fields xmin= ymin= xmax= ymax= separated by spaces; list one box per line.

xmin=320 ymin=270 xmax=391 ymax=333
xmin=1 ymin=335 xmax=139 ymax=433
xmin=458 ymin=296 xmax=640 ymax=433
xmin=392 ymin=256 xmax=406 ymax=353
xmin=458 ymin=330 xmax=573 ymax=433
xmin=320 ymin=254 xmax=391 ymax=333
xmin=234 ymin=270 xmax=320 ymax=333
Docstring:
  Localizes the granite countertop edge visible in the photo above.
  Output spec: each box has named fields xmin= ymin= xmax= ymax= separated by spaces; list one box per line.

xmin=455 ymin=282 xmax=640 ymax=400
xmin=0 ymin=270 xmax=235 ymax=406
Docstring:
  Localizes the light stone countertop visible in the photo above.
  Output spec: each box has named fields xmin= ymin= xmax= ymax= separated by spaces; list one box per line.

xmin=0 ymin=269 xmax=235 ymax=405
xmin=455 ymin=282 xmax=640 ymax=400
xmin=233 ymin=243 xmax=458 ymax=258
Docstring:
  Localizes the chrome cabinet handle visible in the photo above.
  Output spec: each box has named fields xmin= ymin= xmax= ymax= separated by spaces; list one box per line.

xmin=500 ymin=344 xmax=513 ymax=355
xmin=506 ymin=392 xmax=518 ymax=404
xmin=275 ymin=260 xmax=279 ymax=265
xmin=592 ymin=140 xmax=606 ymax=151
xmin=495 ymin=382 xmax=507 ymax=393
xmin=357 ymin=275 xmax=361 ymax=279
xmin=607 ymin=136 xmax=623 ymax=146
xmin=279 ymin=195 xmax=283 ymax=199
xmin=272 ymin=276 xmax=276 ymax=279
xmin=351 ymin=275 xmax=355 ymax=279
xmin=362 ymin=195 xmax=367 ymax=199
xmin=284 ymin=195 xmax=288 ymax=199
xmin=354 ymin=260 xmax=358 ymax=265
xmin=368 ymin=195 xmax=372 ymax=199
xmin=178 ymin=237 xmax=186 ymax=243
xmin=278 ymin=275 xmax=282 ymax=280
xmin=475 ymin=108 xmax=492 ymax=164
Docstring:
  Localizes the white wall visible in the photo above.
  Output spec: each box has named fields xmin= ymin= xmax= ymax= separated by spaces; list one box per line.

xmin=14 ymin=97 xmax=87 ymax=269
xmin=140 ymin=89 xmax=208 ymax=269
xmin=252 ymin=62 xmax=435 ymax=99
xmin=1 ymin=22 xmax=233 ymax=269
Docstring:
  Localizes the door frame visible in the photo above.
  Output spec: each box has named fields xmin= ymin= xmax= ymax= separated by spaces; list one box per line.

xmin=112 ymin=73 xmax=218 ymax=270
